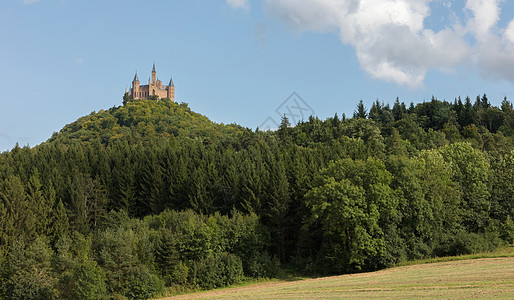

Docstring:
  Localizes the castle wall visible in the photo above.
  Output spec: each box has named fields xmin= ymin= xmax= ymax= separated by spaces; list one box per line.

xmin=131 ymin=85 xmax=172 ymax=101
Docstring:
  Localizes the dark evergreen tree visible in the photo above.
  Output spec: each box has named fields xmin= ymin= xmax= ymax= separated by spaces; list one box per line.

xmin=278 ymin=115 xmax=292 ymax=145
xmin=354 ymin=100 xmax=368 ymax=119
xmin=392 ymin=97 xmax=407 ymax=121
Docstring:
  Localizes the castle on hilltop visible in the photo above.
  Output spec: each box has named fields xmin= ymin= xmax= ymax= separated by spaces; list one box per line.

xmin=129 ymin=64 xmax=175 ymax=102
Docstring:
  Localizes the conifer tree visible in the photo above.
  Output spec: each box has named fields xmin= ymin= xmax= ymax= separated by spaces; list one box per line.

xmin=354 ymin=100 xmax=368 ymax=119
xmin=51 ymin=199 xmax=70 ymax=244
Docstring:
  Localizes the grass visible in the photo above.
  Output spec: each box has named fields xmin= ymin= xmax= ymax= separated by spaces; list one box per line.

xmin=158 ymin=246 xmax=514 ymax=299
xmin=160 ymin=272 xmax=311 ymax=298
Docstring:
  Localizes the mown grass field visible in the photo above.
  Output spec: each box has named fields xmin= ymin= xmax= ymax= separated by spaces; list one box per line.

xmin=160 ymin=246 xmax=514 ymax=299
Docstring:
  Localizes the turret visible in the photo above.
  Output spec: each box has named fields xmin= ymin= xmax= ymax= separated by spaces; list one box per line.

xmin=132 ymin=71 xmax=140 ymax=99
xmin=167 ymin=76 xmax=175 ymax=102
xmin=151 ymin=63 xmax=156 ymax=84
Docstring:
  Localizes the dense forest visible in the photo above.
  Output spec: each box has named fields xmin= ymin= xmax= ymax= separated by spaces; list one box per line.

xmin=1 ymin=94 xmax=513 ymax=299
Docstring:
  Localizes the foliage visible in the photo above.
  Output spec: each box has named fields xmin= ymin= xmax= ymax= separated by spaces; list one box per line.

xmin=59 ymin=260 xmax=107 ymax=300
xmin=47 ymin=99 xmax=247 ymax=148
xmin=0 ymin=95 xmax=513 ymax=297
xmin=305 ymin=158 xmax=394 ymax=273
xmin=0 ymin=238 xmax=57 ymax=300
xmin=123 ymin=266 xmax=164 ymax=300
xmin=190 ymin=252 xmax=243 ymax=290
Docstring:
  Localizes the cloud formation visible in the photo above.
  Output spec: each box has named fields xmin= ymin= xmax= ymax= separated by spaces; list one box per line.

xmin=228 ymin=0 xmax=514 ymax=87
xmin=465 ymin=0 xmax=514 ymax=82
xmin=227 ymin=0 xmax=250 ymax=11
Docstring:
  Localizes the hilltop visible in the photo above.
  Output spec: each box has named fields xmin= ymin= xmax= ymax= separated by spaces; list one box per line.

xmin=47 ymin=99 xmax=248 ymax=147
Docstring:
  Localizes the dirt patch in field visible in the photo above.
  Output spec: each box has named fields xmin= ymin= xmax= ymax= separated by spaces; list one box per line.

xmin=158 ymin=257 xmax=514 ymax=299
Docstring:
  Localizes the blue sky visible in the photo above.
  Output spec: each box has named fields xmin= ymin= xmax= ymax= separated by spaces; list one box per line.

xmin=2 ymin=0 xmax=514 ymax=151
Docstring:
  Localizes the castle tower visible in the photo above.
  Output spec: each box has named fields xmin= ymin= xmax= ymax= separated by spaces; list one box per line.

xmin=131 ymin=72 xmax=140 ymax=98
xmin=151 ymin=63 xmax=157 ymax=84
xmin=167 ymin=77 xmax=175 ymax=101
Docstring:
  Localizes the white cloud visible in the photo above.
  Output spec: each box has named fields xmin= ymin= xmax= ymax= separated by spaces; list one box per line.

xmin=464 ymin=0 xmax=514 ymax=82
xmin=229 ymin=0 xmax=514 ymax=87
xmin=264 ymin=0 xmax=469 ymax=87
xmin=465 ymin=0 xmax=500 ymax=39
xmin=227 ymin=0 xmax=250 ymax=11
xmin=505 ymin=20 xmax=514 ymax=43
xmin=263 ymin=0 xmax=341 ymax=33
xmin=476 ymin=38 xmax=514 ymax=82
xmin=23 ymin=0 xmax=40 ymax=4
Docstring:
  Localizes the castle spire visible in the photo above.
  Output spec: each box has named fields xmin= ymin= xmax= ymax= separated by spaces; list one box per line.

xmin=169 ymin=76 xmax=174 ymax=87
xmin=133 ymin=71 xmax=139 ymax=82
xmin=151 ymin=64 xmax=156 ymax=84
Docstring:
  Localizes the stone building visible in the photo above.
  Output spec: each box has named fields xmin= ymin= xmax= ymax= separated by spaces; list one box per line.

xmin=130 ymin=64 xmax=175 ymax=101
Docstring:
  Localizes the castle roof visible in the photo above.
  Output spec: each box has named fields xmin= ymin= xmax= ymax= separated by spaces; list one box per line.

xmin=137 ymin=84 xmax=171 ymax=90
xmin=169 ymin=76 xmax=174 ymax=87
xmin=133 ymin=72 xmax=139 ymax=82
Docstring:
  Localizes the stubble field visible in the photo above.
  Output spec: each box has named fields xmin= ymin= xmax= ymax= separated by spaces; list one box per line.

xmin=160 ymin=256 xmax=514 ymax=299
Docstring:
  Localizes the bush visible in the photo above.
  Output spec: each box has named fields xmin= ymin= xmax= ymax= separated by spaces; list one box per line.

xmin=434 ymin=231 xmax=501 ymax=257
xmin=59 ymin=260 xmax=107 ymax=300
xmin=171 ymin=261 xmax=189 ymax=285
xmin=499 ymin=216 xmax=514 ymax=244
xmin=191 ymin=252 xmax=243 ymax=290
xmin=123 ymin=266 xmax=164 ymax=300
xmin=247 ymin=252 xmax=280 ymax=278
xmin=0 ymin=238 xmax=58 ymax=300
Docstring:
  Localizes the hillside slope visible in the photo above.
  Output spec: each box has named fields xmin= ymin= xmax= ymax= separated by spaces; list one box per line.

xmin=47 ymin=99 xmax=247 ymax=146
xmin=163 ymin=256 xmax=514 ymax=299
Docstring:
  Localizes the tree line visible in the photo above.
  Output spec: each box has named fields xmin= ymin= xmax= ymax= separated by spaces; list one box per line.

xmin=0 ymin=96 xmax=513 ymax=299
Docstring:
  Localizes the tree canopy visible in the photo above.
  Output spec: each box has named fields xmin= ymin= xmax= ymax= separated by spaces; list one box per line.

xmin=1 ymin=95 xmax=513 ymax=298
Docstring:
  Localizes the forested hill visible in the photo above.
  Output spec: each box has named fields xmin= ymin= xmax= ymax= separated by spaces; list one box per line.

xmin=47 ymin=98 xmax=248 ymax=147
xmin=0 ymin=95 xmax=513 ymax=299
